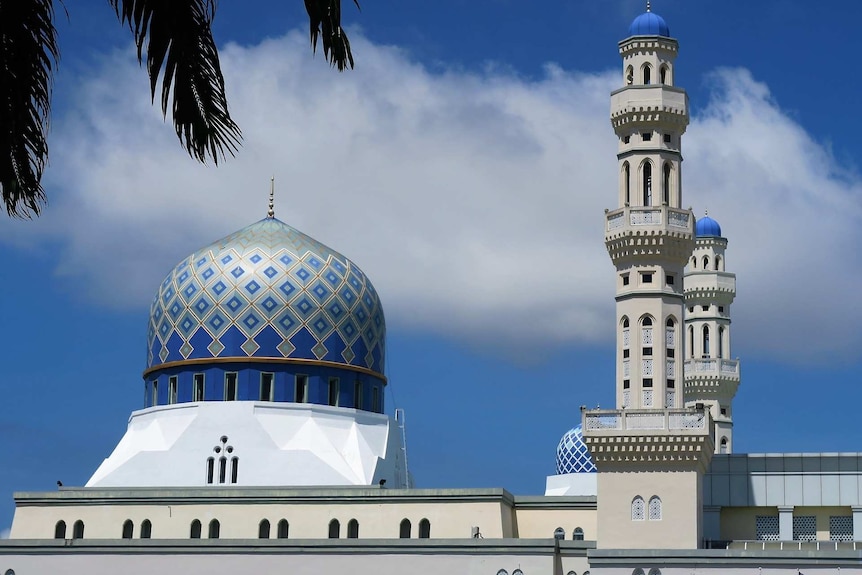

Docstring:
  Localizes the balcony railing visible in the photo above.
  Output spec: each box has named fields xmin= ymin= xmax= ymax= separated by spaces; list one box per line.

xmin=606 ymin=206 xmax=692 ymax=232
xmin=583 ymin=408 xmax=707 ymax=432
xmin=684 ymin=358 xmax=739 ymax=376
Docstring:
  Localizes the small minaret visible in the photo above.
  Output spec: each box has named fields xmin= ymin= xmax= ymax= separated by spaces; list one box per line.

xmin=683 ymin=213 xmax=740 ymax=454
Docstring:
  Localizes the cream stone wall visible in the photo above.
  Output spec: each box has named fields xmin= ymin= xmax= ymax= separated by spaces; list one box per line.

xmin=720 ymin=506 xmax=854 ymax=542
xmin=514 ymin=508 xmax=597 ymax=540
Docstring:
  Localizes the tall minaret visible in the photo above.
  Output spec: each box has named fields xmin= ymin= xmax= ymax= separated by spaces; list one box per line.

xmin=683 ymin=213 xmax=740 ymax=453
xmin=584 ymin=6 xmax=714 ymax=551
xmin=605 ymin=2 xmax=694 ymax=411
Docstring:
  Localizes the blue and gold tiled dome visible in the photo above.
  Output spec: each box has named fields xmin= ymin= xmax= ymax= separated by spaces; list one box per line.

xmin=556 ymin=425 xmax=597 ymax=474
xmin=146 ymin=217 xmax=385 ymax=376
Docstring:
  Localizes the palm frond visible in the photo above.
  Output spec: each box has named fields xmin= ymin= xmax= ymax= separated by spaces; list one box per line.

xmin=109 ymin=0 xmax=242 ymax=164
xmin=305 ymin=0 xmax=360 ymax=71
xmin=0 ymin=0 xmax=59 ymax=218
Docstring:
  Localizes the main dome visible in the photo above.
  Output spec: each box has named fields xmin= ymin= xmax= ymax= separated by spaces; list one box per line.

xmin=146 ymin=217 xmax=385 ymax=375
xmin=628 ymin=10 xmax=670 ymax=37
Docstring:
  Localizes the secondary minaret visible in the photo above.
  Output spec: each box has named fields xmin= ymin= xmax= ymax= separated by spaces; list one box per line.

xmin=604 ymin=2 xmax=694 ymax=410
xmin=683 ymin=213 xmax=740 ymax=453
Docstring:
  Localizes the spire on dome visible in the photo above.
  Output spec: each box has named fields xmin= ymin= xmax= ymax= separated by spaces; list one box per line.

xmin=646 ymin=0 xmax=651 ymax=12
xmin=267 ymin=176 xmax=275 ymax=218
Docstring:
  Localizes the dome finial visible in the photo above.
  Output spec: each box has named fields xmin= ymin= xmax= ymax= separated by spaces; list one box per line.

xmin=704 ymin=207 xmax=709 ymax=216
xmin=646 ymin=0 xmax=651 ymax=12
xmin=267 ymin=176 xmax=275 ymax=218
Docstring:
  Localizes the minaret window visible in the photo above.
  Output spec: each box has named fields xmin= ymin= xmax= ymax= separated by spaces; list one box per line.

xmin=260 ymin=372 xmax=274 ymax=401
xmin=631 ymin=496 xmax=645 ymax=521
xmin=719 ymin=326 xmax=725 ymax=358
xmin=295 ymin=374 xmax=308 ymax=403
xmin=354 ymin=381 xmax=363 ymax=409
xmin=642 ymin=162 xmax=652 ymax=205
xmin=702 ymin=255 xmax=710 ymax=269
xmin=626 ymin=65 xmax=634 ymax=85
xmin=231 ymin=456 xmax=239 ymax=484
xmin=168 ymin=376 xmax=177 ymax=404
xmin=691 ymin=256 xmax=696 ymax=269
xmin=702 ymin=326 xmax=711 ymax=357
xmin=328 ymin=377 xmax=340 ymax=406
xmin=193 ymin=373 xmax=205 ymax=401
xmin=219 ymin=456 xmax=227 ymax=483
xmin=622 ymin=162 xmax=631 ymax=204
xmin=660 ymin=65 xmax=668 ymax=85
xmin=152 ymin=380 xmax=158 ymax=407
xmin=206 ymin=457 xmax=214 ymax=484
xmin=688 ymin=326 xmax=694 ymax=358
xmin=663 ymin=134 xmax=671 ymax=144
xmin=642 ymin=64 xmax=652 ymax=85
xmin=663 ymin=163 xmax=671 ymax=205
xmin=715 ymin=256 xmax=722 ymax=271
xmin=648 ymin=496 xmax=662 ymax=520
xmin=372 ymin=386 xmax=381 ymax=413
xmin=224 ymin=372 xmax=238 ymax=401
xmin=719 ymin=437 xmax=728 ymax=454
xmin=641 ymin=132 xmax=652 ymax=142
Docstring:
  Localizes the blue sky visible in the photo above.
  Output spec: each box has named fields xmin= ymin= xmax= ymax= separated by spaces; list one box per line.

xmin=2 ymin=0 xmax=862 ymax=532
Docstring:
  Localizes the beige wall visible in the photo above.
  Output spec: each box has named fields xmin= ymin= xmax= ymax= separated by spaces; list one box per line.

xmin=514 ymin=509 xmax=597 ymax=540
xmin=721 ymin=506 xmax=853 ymax=542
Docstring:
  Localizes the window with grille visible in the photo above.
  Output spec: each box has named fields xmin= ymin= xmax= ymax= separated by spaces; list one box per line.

xmin=830 ymin=516 xmax=853 ymax=542
xmin=793 ymin=516 xmax=816 ymax=541
xmin=648 ymin=496 xmax=662 ymax=520
xmin=756 ymin=516 xmax=779 ymax=541
xmin=631 ymin=496 xmax=645 ymax=521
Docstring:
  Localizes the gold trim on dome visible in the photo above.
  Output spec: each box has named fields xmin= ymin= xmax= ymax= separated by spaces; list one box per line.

xmin=143 ymin=356 xmax=387 ymax=382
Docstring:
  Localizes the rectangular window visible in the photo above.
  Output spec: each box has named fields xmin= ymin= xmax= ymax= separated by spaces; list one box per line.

xmin=667 ymin=348 xmax=674 ymax=358
xmin=260 ymin=373 xmax=274 ymax=401
xmin=793 ymin=516 xmax=816 ymax=542
xmin=702 ymin=305 xmax=709 ymax=311
xmin=641 ymin=132 xmax=652 ymax=142
xmin=642 ymin=378 xmax=653 ymax=388
xmin=193 ymin=373 xmax=205 ymax=401
xmin=623 ymin=379 xmax=630 ymax=389
xmin=622 ymin=273 xmax=630 ymax=286
xmin=688 ymin=306 xmax=694 ymax=313
xmin=623 ymin=349 xmax=630 ymax=358
xmin=718 ymin=306 xmax=725 ymax=313
xmin=328 ymin=378 xmax=340 ymax=406
xmin=666 ymin=274 xmax=675 ymax=285
xmin=225 ymin=372 xmax=238 ymax=401
xmin=169 ymin=376 xmax=178 ymax=404
xmin=623 ymin=135 xmax=631 ymax=144
xmin=295 ymin=375 xmax=308 ymax=403
xmin=720 ymin=407 xmax=727 ymax=416
xmin=830 ymin=516 xmax=853 ymax=542
xmin=643 ymin=347 xmax=653 ymax=356
xmin=666 ymin=379 xmax=675 ymax=389
xmin=354 ymin=381 xmax=363 ymax=410
xmin=663 ymin=134 xmax=671 ymax=143
xmin=372 ymin=386 xmax=381 ymax=413
xmin=641 ymin=273 xmax=653 ymax=284
xmin=151 ymin=380 xmax=159 ymax=407
xmin=756 ymin=516 xmax=780 ymax=541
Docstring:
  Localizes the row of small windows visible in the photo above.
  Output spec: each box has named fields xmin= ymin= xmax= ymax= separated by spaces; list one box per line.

xmin=621 ymin=132 xmax=674 ymax=146
xmin=687 ymin=325 xmax=727 ymax=359
xmin=399 ymin=518 xmax=431 ymax=539
xmin=625 ymin=63 xmax=671 ymax=86
xmin=53 ymin=520 xmax=85 ymax=539
xmin=620 ymin=160 xmax=675 ymax=207
xmin=621 ymin=271 xmax=676 ymax=287
xmin=691 ymin=254 xmax=723 ymax=271
xmin=621 ymin=317 xmax=676 ymax=407
xmin=149 ymin=373 xmax=381 ymax=412
xmin=553 ymin=527 xmax=585 ymax=540
xmin=631 ymin=496 xmax=662 ymax=521
xmin=121 ymin=519 xmax=152 ymax=539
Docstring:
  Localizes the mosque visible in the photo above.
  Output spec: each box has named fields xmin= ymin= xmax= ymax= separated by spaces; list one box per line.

xmin=1 ymin=6 xmax=861 ymax=575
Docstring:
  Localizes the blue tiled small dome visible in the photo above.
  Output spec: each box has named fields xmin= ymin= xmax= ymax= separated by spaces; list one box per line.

xmin=556 ymin=425 xmax=597 ymax=474
xmin=147 ymin=217 xmax=386 ymax=376
xmin=628 ymin=10 xmax=670 ymax=37
xmin=696 ymin=215 xmax=722 ymax=237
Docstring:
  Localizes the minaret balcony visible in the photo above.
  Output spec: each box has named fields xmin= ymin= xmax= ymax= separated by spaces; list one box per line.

xmin=582 ymin=407 xmax=709 ymax=434
xmin=684 ymin=272 xmax=736 ymax=295
xmin=606 ymin=205 xmax=693 ymax=235
xmin=610 ymin=85 xmax=689 ymax=128
xmin=684 ymin=358 xmax=739 ymax=379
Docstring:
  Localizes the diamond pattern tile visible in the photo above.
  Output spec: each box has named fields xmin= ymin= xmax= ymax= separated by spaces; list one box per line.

xmin=555 ymin=425 xmax=597 ymax=474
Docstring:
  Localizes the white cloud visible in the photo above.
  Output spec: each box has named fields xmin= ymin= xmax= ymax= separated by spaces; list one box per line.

xmin=4 ymin=31 xmax=860 ymax=363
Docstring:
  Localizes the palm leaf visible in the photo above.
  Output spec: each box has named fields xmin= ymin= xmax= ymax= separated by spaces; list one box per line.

xmin=109 ymin=0 xmax=242 ymax=164
xmin=0 ymin=0 xmax=59 ymax=218
xmin=304 ymin=0 xmax=360 ymax=71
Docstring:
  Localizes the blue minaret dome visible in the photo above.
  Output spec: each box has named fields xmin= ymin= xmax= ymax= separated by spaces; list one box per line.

xmin=555 ymin=425 xmax=597 ymax=474
xmin=696 ymin=212 xmax=723 ymax=237
xmin=628 ymin=3 xmax=671 ymax=37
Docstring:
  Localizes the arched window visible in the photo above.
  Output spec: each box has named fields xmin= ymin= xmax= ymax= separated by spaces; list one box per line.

xmin=631 ymin=496 xmax=645 ymax=521
xmin=660 ymin=65 xmax=668 ymax=84
xmin=691 ymin=256 xmax=696 ymax=269
xmin=720 ymin=437 xmax=728 ymax=454
xmin=553 ymin=527 xmax=565 ymax=540
xmin=622 ymin=162 xmax=631 ymax=204
xmin=688 ymin=325 xmax=694 ymax=358
xmin=277 ymin=519 xmax=289 ymax=539
xmin=663 ymin=163 xmax=671 ymax=205
xmin=626 ymin=65 xmax=634 ymax=85
xmin=206 ymin=457 xmax=214 ymax=484
xmin=633 ymin=569 xmax=646 ymax=575
xmin=54 ymin=520 xmax=66 ymax=539
xmin=230 ymin=456 xmax=239 ymax=484
xmin=140 ymin=519 xmax=152 ymax=539
xmin=623 ymin=317 xmax=630 ymax=328
xmin=190 ymin=519 xmax=202 ymax=539
xmin=347 ymin=519 xmax=359 ymax=539
xmin=642 ymin=317 xmax=653 ymax=327
xmin=328 ymin=519 xmax=340 ymax=539
xmin=703 ymin=255 xmax=710 ymax=269
xmin=399 ymin=518 xmax=411 ymax=539
xmin=208 ymin=519 xmax=220 ymax=539
xmin=702 ymin=325 xmax=710 ymax=357
xmin=715 ymin=256 xmax=722 ymax=271
xmin=258 ymin=519 xmax=271 ymax=539
xmin=642 ymin=162 xmax=652 ymax=205
xmin=649 ymin=569 xmax=662 ymax=575
xmin=643 ymin=64 xmax=652 ymax=85
xmin=218 ymin=456 xmax=227 ymax=484
xmin=122 ymin=519 xmax=134 ymax=539
xmin=72 ymin=520 xmax=85 ymax=539
xmin=718 ymin=326 xmax=725 ymax=358
xmin=418 ymin=518 xmax=431 ymax=539
xmin=648 ymin=496 xmax=662 ymax=520
xmin=573 ymin=527 xmax=584 ymax=541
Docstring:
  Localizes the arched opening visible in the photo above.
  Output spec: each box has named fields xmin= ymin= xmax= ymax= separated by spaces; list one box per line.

xmin=258 ymin=519 xmax=271 ymax=539
xmin=631 ymin=496 xmax=645 ymax=521
xmin=554 ymin=527 xmax=565 ymax=540
xmin=190 ymin=519 xmax=202 ymax=539
xmin=573 ymin=527 xmax=584 ymax=541
xmin=328 ymin=519 xmax=340 ymax=539
xmin=663 ymin=163 xmax=671 ymax=205
xmin=720 ymin=437 xmax=728 ymax=454
xmin=642 ymin=317 xmax=653 ymax=327
xmin=660 ymin=65 xmax=669 ymax=84
xmin=54 ymin=520 xmax=66 ymax=539
xmin=703 ymin=255 xmax=710 ymax=269
xmin=418 ymin=518 xmax=431 ymax=539
xmin=643 ymin=64 xmax=652 ymax=85
xmin=702 ymin=325 xmax=711 ymax=357
xmin=715 ymin=256 xmax=722 ymax=271
xmin=633 ymin=569 xmax=646 ymax=575
xmin=230 ymin=456 xmax=239 ymax=484
xmin=122 ymin=519 xmax=134 ymax=539
xmin=719 ymin=326 xmax=725 ymax=358
xmin=140 ymin=519 xmax=152 ymax=539
xmin=277 ymin=519 xmax=289 ymax=539
xmin=626 ymin=65 xmax=634 ymax=85
xmin=399 ymin=518 xmax=411 ymax=539
xmin=72 ymin=520 xmax=85 ymax=539
xmin=218 ymin=456 xmax=227 ymax=484
xmin=622 ymin=162 xmax=631 ymax=204
xmin=648 ymin=496 xmax=662 ymax=520
xmin=691 ymin=256 xmax=696 ymax=269
xmin=642 ymin=162 xmax=652 ymax=206
xmin=206 ymin=457 xmax=214 ymax=484
xmin=208 ymin=519 xmax=220 ymax=539
xmin=347 ymin=519 xmax=359 ymax=539
xmin=649 ymin=569 xmax=662 ymax=575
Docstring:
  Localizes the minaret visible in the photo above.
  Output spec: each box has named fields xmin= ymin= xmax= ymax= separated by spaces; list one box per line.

xmin=683 ymin=213 xmax=740 ymax=453
xmin=605 ymin=2 xmax=693 ymax=411
xmin=583 ymin=6 xmax=714 ymax=551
